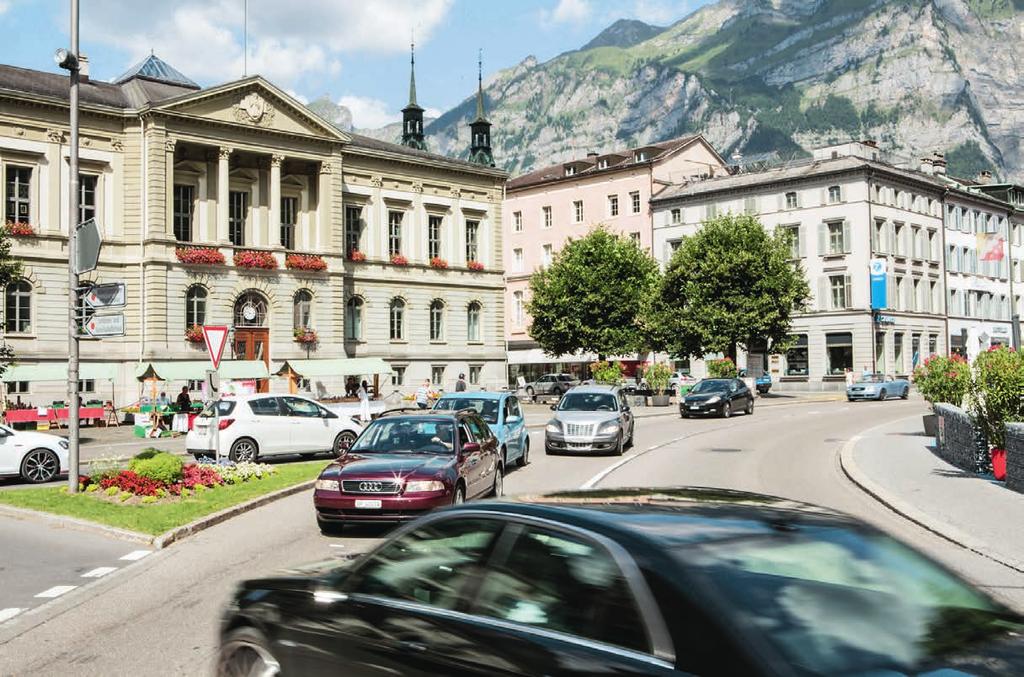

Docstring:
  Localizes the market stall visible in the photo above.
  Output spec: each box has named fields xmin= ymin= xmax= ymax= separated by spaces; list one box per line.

xmin=275 ymin=358 xmax=391 ymax=419
xmin=1 ymin=362 xmax=120 ymax=430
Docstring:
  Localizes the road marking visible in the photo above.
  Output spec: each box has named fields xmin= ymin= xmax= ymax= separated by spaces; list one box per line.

xmin=807 ymin=410 xmax=820 ymax=415
xmin=120 ymin=550 xmax=151 ymax=561
xmin=0 ymin=608 xmax=24 ymax=623
xmin=35 ymin=585 xmax=77 ymax=599
xmin=328 ymin=544 xmax=345 ymax=549
xmin=81 ymin=567 xmax=118 ymax=578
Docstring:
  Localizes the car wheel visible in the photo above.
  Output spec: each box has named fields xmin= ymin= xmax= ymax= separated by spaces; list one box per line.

xmin=722 ymin=402 xmax=732 ymax=418
xmin=847 ymin=396 xmax=854 ymax=402
xmin=879 ymin=389 xmax=887 ymax=401
xmin=613 ymin=433 xmax=624 ymax=456
xmin=500 ymin=445 xmax=508 ymax=469
xmin=453 ymin=484 xmax=466 ymax=505
xmin=333 ymin=431 xmax=357 ymax=455
xmin=745 ymin=397 xmax=754 ymax=415
xmin=517 ymin=438 xmax=530 ymax=467
xmin=624 ymin=423 xmax=635 ymax=448
xmin=901 ymin=387 xmax=909 ymax=400
xmin=216 ymin=626 xmax=280 ymax=677
xmin=680 ymin=409 xmax=689 ymax=418
xmin=491 ymin=464 xmax=504 ymax=498
xmin=317 ymin=517 xmax=344 ymax=536
xmin=229 ymin=438 xmax=258 ymax=463
xmin=526 ymin=387 xmax=535 ymax=403
xmin=21 ymin=448 xmax=59 ymax=484
xmin=551 ymin=387 xmax=562 ymax=400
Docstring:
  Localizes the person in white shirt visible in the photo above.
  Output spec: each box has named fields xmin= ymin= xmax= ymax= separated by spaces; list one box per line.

xmin=357 ymin=380 xmax=371 ymax=423
xmin=415 ymin=380 xmax=431 ymax=409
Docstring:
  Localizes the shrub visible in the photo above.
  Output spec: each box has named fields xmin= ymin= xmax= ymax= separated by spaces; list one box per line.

xmin=971 ymin=346 xmax=1024 ymax=449
xmin=128 ymin=451 xmax=184 ymax=485
xmin=100 ymin=470 xmax=166 ymax=496
xmin=590 ymin=360 xmax=624 ymax=385
xmin=912 ymin=354 xmax=970 ymax=408
xmin=104 ymin=486 xmax=120 ymax=496
xmin=119 ymin=491 xmax=132 ymax=502
xmin=643 ymin=362 xmax=673 ymax=393
xmin=181 ymin=464 xmax=223 ymax=489
xmin=85 ymin=483 xmax=99 ymax=493
xmin=141 ymin=496 xmax=157 ymax=504
xmin=707 ymin=357 xmax=738 ymax=378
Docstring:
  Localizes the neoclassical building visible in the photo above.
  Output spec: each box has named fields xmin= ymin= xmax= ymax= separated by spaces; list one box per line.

xmin=0 ymin=55 xmax=506 ymax=406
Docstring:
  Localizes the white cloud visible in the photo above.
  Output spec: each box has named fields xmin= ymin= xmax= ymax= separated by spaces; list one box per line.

xmin=626 ymin=0 xmax=694 ymax=25
xmin=541 ymin=0 xmax=592 ymax=25
xmin=83 ymin=0 xmax=451 ymax=88
xmin=285 ymin=89 xmax=309 ymax=105
xmin=0 ymin=2 xmax=10 ymax=16
xmin=338 ymin=95 xmax=400 ymax=129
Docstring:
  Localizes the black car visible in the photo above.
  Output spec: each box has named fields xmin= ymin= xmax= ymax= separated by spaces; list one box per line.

xmin=681 ymin=378 xmax=753 ymax=418
xmin=217 ymin=488 xmax=1024 ymax=676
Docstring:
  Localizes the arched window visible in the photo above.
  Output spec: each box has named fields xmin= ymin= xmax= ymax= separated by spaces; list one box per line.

xmin=4 ymin=280 xmax=31 ymax=333
xmin=185 ymin=285 xmax=207 ymax=328
xmin=293 ymin=290 xmax=312 ymax=330
xmin=429 ymin=299 xmax=445 ymax=341
xmin=234 ymin=291 xmax=268 ymax=327
xmin=345 ymin=297 xmax=363 ymax=341
xmin=389 ymin=298 xmax=405 ymax=341
xmin=467 ymin=302 xmax=481 ymax=343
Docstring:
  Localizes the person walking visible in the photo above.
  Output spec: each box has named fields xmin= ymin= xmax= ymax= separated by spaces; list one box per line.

xmin=455 ymin=373 xmax=468 ymax=392
xmin=415 ymin=380 xmax=431 ymax=409
xmin=357 ymin=380 xmax=371 ymax=423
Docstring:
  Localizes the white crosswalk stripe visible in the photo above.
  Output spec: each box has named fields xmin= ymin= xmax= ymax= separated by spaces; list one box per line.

xmin=35 ymin=585 xmax=77 ymax=599
xmin=81 ymin=567 xmax=118 ymax=578
xmin=0 ymin=608 xmax=25 ymax=623
xmin=119 ymin=550 xmax=152 ymax=561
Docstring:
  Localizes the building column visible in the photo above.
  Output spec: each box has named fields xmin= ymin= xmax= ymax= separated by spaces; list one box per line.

xmin=164 ymin=138 xmax=176 ymax=240
xmin=217 ymin=147 xmax=231 ymax=244
xmin=269 ymin=154 xmax=283 ymax=249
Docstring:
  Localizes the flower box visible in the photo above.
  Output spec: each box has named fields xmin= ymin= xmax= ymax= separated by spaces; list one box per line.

xmin=348 ymin=249 xmax=367 ymax=262
xmin=234 ymin=250 xmax=278 ymax=270
xmin=285 ymin=253 xmax=328 ymax=272
xmin=429 ymin=257 xmax=449 ymax=269
xmin=390 ymin=254 xmax=409 ymax=266
xmin=4 ymin=221 xmax=35 ymax=237
xmin=175 ymin=247 xmax=226 ymax=265
xmin=185 ymin=325 xmax=205 ymax=344
xmin=294 ymin=328 xmax=318 ymax=345
xmin=467 ymin=260 xmax=485 ymax=272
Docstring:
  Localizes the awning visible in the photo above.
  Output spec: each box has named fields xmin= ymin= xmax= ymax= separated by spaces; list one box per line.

xmin=3 ymin=362 xmax=119 ymax=382
xmin=274 ymin=357 xmax=392 ymax=378
xmin=134 ymin=360 xmax=270 ymax=382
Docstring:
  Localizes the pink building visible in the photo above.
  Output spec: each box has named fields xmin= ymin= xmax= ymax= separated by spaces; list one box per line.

xmin=503 ymin=135 xmax=728 ymax=384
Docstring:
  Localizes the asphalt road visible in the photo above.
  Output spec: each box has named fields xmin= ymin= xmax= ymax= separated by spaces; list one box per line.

xmin=2 ymin=398 xmax=1023 ymax=676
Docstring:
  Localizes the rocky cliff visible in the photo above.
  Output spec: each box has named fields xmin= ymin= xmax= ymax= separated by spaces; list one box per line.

xmin=360 ymin=0 xmax=1024 ymax=180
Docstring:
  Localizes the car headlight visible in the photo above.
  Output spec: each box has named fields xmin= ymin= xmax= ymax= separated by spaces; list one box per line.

xmin=58 ymin=439 xmax=69 ymax=450
xmin=314 ymin=478 xmax=339 ymax=491
xmin=545 ymin=421 xmax=561 ymax=434
xmin=404 ymin=480 xmax=445 ymax=493
xmin=598 ymin=421 xmax=620 ymax=434
xmin=706 ymin=395 xmax=721 ymax=404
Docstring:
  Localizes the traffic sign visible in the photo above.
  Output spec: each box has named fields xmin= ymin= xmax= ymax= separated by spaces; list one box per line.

xmin=75 ymin=218 xmax=101 ymax=274
xmin=84 ymin=313 xmax=125 ymax=337
xmin=202 ymin=326 xmax=229 ymax=370
xmin=84 ymin=282 xmax=126 ymax=308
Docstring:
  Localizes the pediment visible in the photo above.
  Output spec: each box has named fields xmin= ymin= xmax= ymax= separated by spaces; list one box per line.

xmin=152 ymin=78 xmax=348 ymax=142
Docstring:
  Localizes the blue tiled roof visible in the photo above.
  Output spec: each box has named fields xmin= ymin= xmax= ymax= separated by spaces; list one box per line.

xmin=114 ymin=54 xmax=199 ymax=89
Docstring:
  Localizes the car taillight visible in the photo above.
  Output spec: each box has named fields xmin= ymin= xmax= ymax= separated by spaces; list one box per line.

xmin=218 ymin=419 xmax=235 ymax=430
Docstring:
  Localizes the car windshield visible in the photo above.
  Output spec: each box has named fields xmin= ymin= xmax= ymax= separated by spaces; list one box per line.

xmin=434 ymin=398 xmax=499 ymax=424
xmin=557 ymin=392 xmax=617 ymax=411
xmin=350 ymin=418 xmax=455 ymax=455
xmin=858 ymin=375 xmax=885 ymax=383
xmin=691 ymin=380 xmax=730 ymax=394
xmin=682 ymin=525 xmax=1022 ymax=674
xmin=199 ymin=400 xmax=236 ymax=417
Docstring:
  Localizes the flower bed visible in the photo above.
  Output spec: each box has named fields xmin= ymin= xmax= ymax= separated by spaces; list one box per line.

xmin=467 ymin=260 xmax=485 ymax=271
xmin=294 ymin=328 xmax=318 ymax=345
xmin=429 ymin=256 xmax=449 ymax=269
xmin=4 ymin=221 xmax=35 ymax=237
xmin=175 ymin=246 xmax=226 ymax=265
xmin=285 ymin=253 xmax=328 ymax=272
xmin=185 ymin=324 xmax=205 ymax=343
xmin=390 ymin=254 xmax=409 ymax=266
xmin=234 ymin=250 xmax=278 ymax=270
xmin=348 ymin=249 xmax=367 ymax=262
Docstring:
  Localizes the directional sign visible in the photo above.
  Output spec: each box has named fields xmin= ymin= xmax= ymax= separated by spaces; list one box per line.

xmin=202 ymin=326 xmax=229 ymax=370
xmin=84 ymin=313 xmax=125 ymax=338
xmin=84 ymin=283 xmax=126 ymax=309
xmin=75 ymin=218 xmax=102 ymax=274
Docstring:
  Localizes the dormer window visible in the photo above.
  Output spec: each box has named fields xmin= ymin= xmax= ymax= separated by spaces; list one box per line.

xmin=597 ymin=159 xmax=608 ymax=169
xmin=565 ymin=166 xmax=576 ymax=177
xmin=635 ymin=151 xmax=647 ymax=162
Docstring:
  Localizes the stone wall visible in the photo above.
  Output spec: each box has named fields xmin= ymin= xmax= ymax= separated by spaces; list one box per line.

xmin=1005 ymin=423 xmax=1024 ymax=494
xmin=934 ymin=403 xmax=988 ymax=473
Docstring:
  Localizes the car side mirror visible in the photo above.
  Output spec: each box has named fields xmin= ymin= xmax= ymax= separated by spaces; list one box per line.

xmin=549 ymin=404 xmax=557 ymax=411
xmin=462 ymin=442 xmax=481 ymax=454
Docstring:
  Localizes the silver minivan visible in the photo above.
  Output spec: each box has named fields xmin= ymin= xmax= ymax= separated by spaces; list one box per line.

xmin=544 ymin=385 xmax=634 ymax=456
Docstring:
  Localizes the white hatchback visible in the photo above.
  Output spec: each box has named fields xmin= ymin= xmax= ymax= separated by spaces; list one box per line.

xmin=185 ymin=394 xmax=363 ymax=462
xmin=0 ymin=424 xmax=69 ymax=484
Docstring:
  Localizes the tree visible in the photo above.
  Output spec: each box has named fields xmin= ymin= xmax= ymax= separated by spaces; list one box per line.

xmin=527 ymin=226 xmax=660 ymax=357
xmin=650 ymin=214 xmax=810 ymax=362
xmin=0 ymin=226 xmax=23 ymax=378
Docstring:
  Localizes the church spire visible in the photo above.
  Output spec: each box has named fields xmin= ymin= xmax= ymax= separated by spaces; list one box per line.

xmin=468 ymin=49 xmax=494 ymax=167
xmin=474 ymin=49 xmax=486 ymax=122
xmin=408 ymin=38 xmax=418 ymax=108
xmin=400 ymin=37 xmax=427 ymax=151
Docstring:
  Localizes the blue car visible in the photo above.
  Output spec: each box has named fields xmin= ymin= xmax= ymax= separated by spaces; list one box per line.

xmin=847 ymin=373 xmax=910 ymax=401
xmin=433 ymin=391 xmax=530 ymax=468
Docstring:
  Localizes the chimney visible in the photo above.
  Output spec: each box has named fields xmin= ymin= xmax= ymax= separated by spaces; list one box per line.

xmin=976 ymin=170 xmax=993 ymax=184
xmin=919 ymin=156 xmax=933 ymax=175
xmin=862 ymin=139 xmax=878 ymax=148
xmin=586 ymin=151 xmax=598 ymax=159
xmin=78 ymin=54 xmax=90 ymax=82
xmin=931 ymin=152 xmax=946 ymax=175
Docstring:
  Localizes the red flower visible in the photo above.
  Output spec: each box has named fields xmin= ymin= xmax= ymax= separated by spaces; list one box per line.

xmin=4 ymin=221 xmax=35 ymax=237
xmin=98 ymin=470 xmax=166 ymax=496
xmin=233 ymin=250 xmax=278 ymax=270
xmin=390 ymin=254 xmax=409 ymax=266
xmin=285 ymin=253 xmax=328 ymax=272
xmin=184 ymin=324 xmax=205 ymax=343
xmin=467 ymin=260 xmax=485 ymax=271
xmin=175 ymin=247 xmax=226 ymax=265
xmin=348 ymin=249 xmax=367 ymax=262
xmin=294 ymin=328 xmax=318 ymax=345
xmin=429 ymin=257 xmax=449 ymax=269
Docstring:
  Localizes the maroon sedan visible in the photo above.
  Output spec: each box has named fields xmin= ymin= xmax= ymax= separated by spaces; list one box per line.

xmin=313 ymin=410 xmax=502 ymax=534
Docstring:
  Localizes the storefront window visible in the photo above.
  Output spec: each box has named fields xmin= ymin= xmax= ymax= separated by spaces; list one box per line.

xmin=911 ymin=334 xmax=921 ymax=370
xmin=826 ymin=332 xmax=853 ymax=375
xmin=928 ymin=335 xmax=937 ymax=356
xmin=875 ymin=332 xmax=886 ymax=375
xmin=786 ymin=335 xmax=809 ymax=376
xmin=894 ymin=332 xmax=904 ymax=374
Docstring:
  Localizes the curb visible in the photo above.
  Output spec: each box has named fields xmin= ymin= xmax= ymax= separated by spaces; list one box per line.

xmin=0 ymin=503 xmax=152 ymax=544
xmin=839 ymin=421 xmax=1024 ymax=575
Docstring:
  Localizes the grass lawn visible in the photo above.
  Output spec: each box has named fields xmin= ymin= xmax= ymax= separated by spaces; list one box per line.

xmin=0 ymin=461 xmax=326 ymax=535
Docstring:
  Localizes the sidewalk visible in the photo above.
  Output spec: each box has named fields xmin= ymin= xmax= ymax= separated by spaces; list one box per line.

xmin=841 ymin=415 xmax=1024 ymax=573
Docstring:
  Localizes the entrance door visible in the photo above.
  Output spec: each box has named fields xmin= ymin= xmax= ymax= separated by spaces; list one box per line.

xmin=233 ymin=328 xmax=270 ymax=392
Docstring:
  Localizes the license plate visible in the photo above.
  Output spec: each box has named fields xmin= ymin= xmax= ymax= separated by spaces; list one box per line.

xmin=689 ymin=406 xmax=700 ymax=410
xmin=354 ymin=499 xmax=382 ymax=509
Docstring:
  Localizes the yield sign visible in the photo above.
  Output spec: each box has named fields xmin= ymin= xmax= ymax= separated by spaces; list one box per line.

xmin=202 ymin=326 xmax=229 ymax=370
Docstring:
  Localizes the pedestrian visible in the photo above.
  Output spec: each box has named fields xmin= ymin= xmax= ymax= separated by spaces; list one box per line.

xmin=415 ymin=379 xmax=431 ymax=409
xmin=844 ymin=368 xmax=854 ymax=387
xmin=156 ymin=391 xmax=170 ymax=408
xmin=861 ymin=364 xmax=872 ymax=379
xmin=175 ymin=385 xmax=191 ymax=411
xmin=345 ymin=376 xmax=358 ymax=398
xmin=455 ymin=373 xmax=467 ymax=392
xmin=357 ymin=380 xmax=371 ymax=422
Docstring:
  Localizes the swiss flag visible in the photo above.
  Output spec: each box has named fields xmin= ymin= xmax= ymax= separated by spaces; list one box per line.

xmin=202 ymin=326 xmax=229 ymax=370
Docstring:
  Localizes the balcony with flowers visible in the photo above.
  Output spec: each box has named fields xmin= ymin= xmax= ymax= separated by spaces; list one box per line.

xmin=285 ymin=253 xmax=328 ymax=272
xmin=233 ymin=250 xmax=279 ymax=270
xmin=467 ymin=260 xmax=485 ymax=272
xmin=347 ymin=249 xmax=367 ymax=262
xmin=390 ymin=254 xmax=409 ymax=266
xmin=175 ymin=246 xmax=226 ymax=266
xmin=4 ymin=221 xmax=36 ymax=238
xmin=429 ymin=256 xmax=449 ymax=270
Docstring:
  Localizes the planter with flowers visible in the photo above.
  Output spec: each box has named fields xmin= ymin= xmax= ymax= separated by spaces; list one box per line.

xmin=970 ymin=345 xmax=1024 ymax=481
xmin=4 ymin=221 xmax=36 ymax=237
xmin=429 ymin=256 xmax=449 ymax=270
xmin=234 ymin=250 xmax=278 ymax=270
xmin=912 ymin=353 xmax=970 ymax=436
xmin=706 ymin=357 xmax=738 ymax=379
xmin=467 ymin=260 xmax=485 ymax=272
xmin=175 ymin=246 xmax=226 ymax=266
xmin=185 ymin=324 xmax=205 ymax=344
xmin=347 ymin=249 xmax=367 ymax=263
xmin=285 ymin=253 xmax=327 ymax=272
xmin=390 ymin=254 xmax=409 ymax=267
xmin=294 ymin=328 xmax=318 ymax=346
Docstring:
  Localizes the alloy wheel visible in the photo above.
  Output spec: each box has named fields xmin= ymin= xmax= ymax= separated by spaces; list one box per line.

xmin=334 ymin=431 xmax=356 ymax=455
xmin=22 ymin=449 xmax=58 ymax=483
xmin=879 ymin=389 xmax=887 ymax=401
xmin=230 ymin=439 xmax=257 ymax=463
xmin=722 ymin=402 xmax=731 ymax=418
xmin=217 ymin=638 xmax=280 ymax=677
xmin=453 ymin=486 xmax=466 ymax=505
xmin=517 ymin=438 xmax=530 ymax=467
xmin=492 ymin=466 xmax=503 ymax=497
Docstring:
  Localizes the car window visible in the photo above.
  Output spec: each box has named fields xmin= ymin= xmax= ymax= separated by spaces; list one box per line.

xmin=508 ymin=398 xmax=521 ymax=419
xmin=200 ymin=400 xmax=236 ymax=417
xmin=458 ymin=422 xmax=475 ymax=446
xmin=434 ymin=398 xmax=499 ymax=425
xmin=691 ymin=380 xmax=728 ymax=394
xmin=464 ymin=417 xmax=490 ymax=444
xmin=473 ymin=525 xmax=649 ymax=653
xmin=350 ymin=418 xmax=455 ymax=454
xmin=557 ymin=393 xmax=617 ymax=412
xmin=282 ymin=397 xmax=321 ymax=417
xmin=248 ymin=398 xmax=281 ymax=416
xmin=345 ymin=518 xmax=505 ymax=611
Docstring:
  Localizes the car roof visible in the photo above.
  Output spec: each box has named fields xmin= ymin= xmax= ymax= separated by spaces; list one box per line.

xmin=436 ymin=391 xmax=507 ymax=401
xmin=566 ymin=384 xmax=619 ymax=394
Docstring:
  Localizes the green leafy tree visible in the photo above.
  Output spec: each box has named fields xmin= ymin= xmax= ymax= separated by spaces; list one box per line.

xmin=527 ymin=226 xmax=660 ymax=357
xmin=0 ymin=226 xmax=23 ymax=378
xmin=650 ymin=214 xmax=810 ymax=362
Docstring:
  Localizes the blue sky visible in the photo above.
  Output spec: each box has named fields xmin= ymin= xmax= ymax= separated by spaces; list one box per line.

xmin=0 ymin=0 xmax=709 ymax=128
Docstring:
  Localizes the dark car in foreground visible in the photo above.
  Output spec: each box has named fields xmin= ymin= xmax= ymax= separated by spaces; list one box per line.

xmin=312 ymin=409 xmax=502 ymax=533
xmin=681 ymin=378 xmax=754 ymax=418
xmin=219 ymin=487 xmax=1024 ymax=676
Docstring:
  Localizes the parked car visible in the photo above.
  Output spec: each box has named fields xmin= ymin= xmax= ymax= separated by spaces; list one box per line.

xmin=524 ymin=373 xmax=579 ymax=402
xmin=185 ymin=394 xmax=363 ymax=462
xmin=680 ymin=378 xmax=754 ymax=418
xmin=755 ymin=373 xmax=772 ymax=394
xmin=312 ymin=408 xmax=502 ymax=533
xmin=217 ymin=487 xmax=1024 ymax=676
xmin=847 ymin=373 xmax=910 ymax=401
xmin=0 ymin=424 xmax=68 ymax=483
xmin=545 ymin=384 xmax=634 ymax=455
xmin=667 ymin=371 xmax=698 ymax=394
xmin=433 ymin=391 xmax=530 ymax=468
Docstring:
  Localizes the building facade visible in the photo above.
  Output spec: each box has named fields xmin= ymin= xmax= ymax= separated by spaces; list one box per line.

xmin=0 ymin=55 xmax=507 ymax=408
xmin=502 ymin=135 xmax=727 ymax=384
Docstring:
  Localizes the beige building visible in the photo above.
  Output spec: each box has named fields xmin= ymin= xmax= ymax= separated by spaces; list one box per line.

xmin=0 ymin=55 xmax=507 ymax=407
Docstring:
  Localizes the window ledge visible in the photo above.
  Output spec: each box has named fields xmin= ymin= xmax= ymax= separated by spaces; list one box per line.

xmin=822 ymin=253 xmax=846 ymax=260
xmin=4 ymin=333 xmax=36 ymax=339
xmin=390 ymin=340 xmax=408 ymax=345
xmin=429 ymin=340 xmax=447 ymax=345
xmin=780 ymin=376 xmax=809 ymax=382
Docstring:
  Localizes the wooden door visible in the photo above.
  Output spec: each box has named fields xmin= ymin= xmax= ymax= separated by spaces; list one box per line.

xmin=234 ymin=328 xmax=270 ymax=393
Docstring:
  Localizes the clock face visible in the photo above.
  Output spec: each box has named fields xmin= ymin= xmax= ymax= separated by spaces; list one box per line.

xmin=242 ymin=304 xmax=257 ymax=321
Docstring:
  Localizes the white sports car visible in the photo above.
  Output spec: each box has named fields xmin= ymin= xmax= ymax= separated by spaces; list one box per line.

xmin=0 ymin=424 xmax=69 ymax=483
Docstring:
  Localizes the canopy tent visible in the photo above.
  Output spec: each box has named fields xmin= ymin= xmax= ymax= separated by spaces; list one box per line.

xmin=274 ymin=358 xmax=391 ymax=378
xmin=3 ymin=362 xmax=119 ymax=381
xmin=133 ymin=360 xmax=270 ymax=382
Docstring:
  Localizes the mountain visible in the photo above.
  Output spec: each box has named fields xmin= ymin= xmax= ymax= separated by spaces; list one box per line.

xmin=371 ymin=0 xmax=1024 ymax=181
